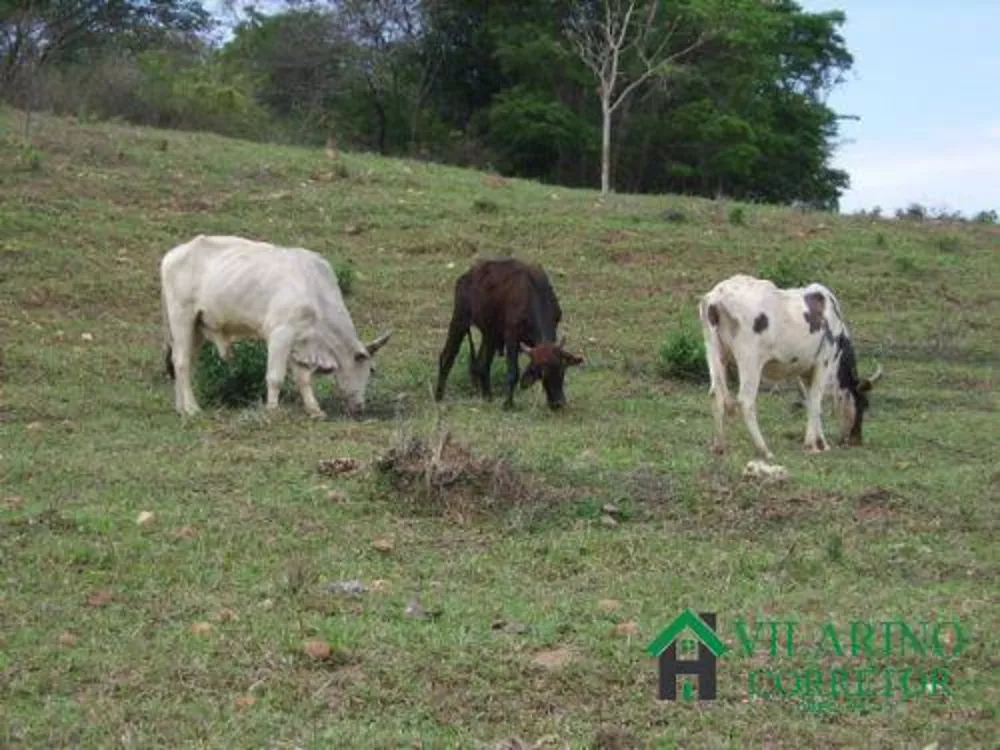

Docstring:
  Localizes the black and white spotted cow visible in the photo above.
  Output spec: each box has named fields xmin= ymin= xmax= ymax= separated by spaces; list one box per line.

xmin=698 ymin=274 xmax=883 ymax=459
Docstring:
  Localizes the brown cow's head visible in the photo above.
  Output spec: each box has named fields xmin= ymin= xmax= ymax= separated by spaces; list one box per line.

xmin=519 ymin=337 xmax=584 ymax=409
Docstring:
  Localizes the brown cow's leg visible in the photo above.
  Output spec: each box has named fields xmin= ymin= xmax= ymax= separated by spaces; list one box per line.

xmin=502 ymin=338 xmax=520 ymax=409
xmin=472 ymin=332 xmax=497 ymax=400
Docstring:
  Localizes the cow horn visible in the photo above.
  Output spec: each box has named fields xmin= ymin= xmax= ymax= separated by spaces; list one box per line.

xmin=365 ymin=329 xmax=393 ymax=355
xmin=860 ymin=361 xmax=883 ymax=391
xmin=520 ymin=342 xmax=534 ymax=355
xmin=867 ymin=362 xmax=883 ymax=385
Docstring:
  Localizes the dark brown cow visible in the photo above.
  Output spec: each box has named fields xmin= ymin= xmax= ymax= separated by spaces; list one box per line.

xmin=434 ymin=257 xmax=584 ymax=410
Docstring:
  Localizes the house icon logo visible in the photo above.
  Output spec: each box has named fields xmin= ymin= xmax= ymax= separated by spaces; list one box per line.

xmin=646 ymin=609 xmax=728 ymax=701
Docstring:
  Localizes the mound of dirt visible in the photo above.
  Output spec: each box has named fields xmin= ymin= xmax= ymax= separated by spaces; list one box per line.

xmin=374 ymin=429 xmax=546 ymax=519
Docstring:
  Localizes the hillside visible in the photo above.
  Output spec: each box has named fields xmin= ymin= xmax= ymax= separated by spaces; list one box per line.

xmin=1 ymin=108 xmax=998 ymax=748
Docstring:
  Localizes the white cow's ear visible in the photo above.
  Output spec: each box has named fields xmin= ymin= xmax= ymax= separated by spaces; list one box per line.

xmin=295 ymin=334 xmax=338 ymax=372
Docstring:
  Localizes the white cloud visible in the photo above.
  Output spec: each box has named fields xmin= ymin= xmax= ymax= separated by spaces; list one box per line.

xmin=834 ymin=124 xmax=1000 ymax=214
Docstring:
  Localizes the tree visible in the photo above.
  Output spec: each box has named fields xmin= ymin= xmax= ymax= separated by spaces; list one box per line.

xmin=564 ymin=0 xmax=709 ymax=194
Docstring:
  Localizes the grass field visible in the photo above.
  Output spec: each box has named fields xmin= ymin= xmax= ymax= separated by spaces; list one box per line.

xmin=1 ymin=108 xmax=998 ymax=749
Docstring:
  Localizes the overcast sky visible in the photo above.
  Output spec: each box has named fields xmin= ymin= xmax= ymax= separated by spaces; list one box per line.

xmin=801 ymin=1 xmax=1000 ymax=216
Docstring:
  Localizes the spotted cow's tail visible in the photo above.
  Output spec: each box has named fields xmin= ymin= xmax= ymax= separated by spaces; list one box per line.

xmin=699 ymin=297 xmax=731 ymax=402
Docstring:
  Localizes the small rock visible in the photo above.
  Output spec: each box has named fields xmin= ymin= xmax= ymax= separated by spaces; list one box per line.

xmin=742 ymin=460 xmax=790 ymax=482
xmin=86 ymin=589 xmax=113 ymax=607
xmin=370 ymin=579 xmax=391 ymax=593
xmin=597 ymin=599 xmax=621 ymax=612
xmin=81 ymin=332 xmax=94 ymax=341
xmin=304 ymin=639 xmax=332 ymax=660
xmin=600 ymin=514 xmax=619 ymax=528
xmin=233 ymin=695 xmax=256 ymax=709
xmin=173 ymin=525 xmax=197 ymax=539
xmin=613 ymin=620 xmax=640 ymax=636
xmin=58 ymin=631 xmax=79 ymax=646
xmin=214 ymin=608 xmax=238 ymax=623
xmin=602 ymin=503 xmax=621 ymax=516
xmin=327 ymin=489 xmax=347 ymax=502
xmin=531 ymin=647 xmax=573 ymax=669
xmin=327 ymin=579 xmax=367 ymax=595
xmin=136 ymin=511 xmax=155 ymax=526
xmin=371 ymin=536 xmax=395 ymax=553
xmin=190 ymin=622 xmax=213 ymax=635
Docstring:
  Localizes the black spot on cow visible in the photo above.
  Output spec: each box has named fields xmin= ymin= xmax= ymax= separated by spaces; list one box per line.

xmin=753 ymin=312 xmax=769 ymax=333
xmin=803 ymin=291 xmax=826 ymax=333
xmin=707 ymin=303 xmax=720 ymax=327
xmin=835 ymin=332 xmax=869 ymax=441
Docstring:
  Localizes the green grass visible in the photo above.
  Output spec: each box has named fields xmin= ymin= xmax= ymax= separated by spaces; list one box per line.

xmin=1 ymin=108 xmax=998 ymax=748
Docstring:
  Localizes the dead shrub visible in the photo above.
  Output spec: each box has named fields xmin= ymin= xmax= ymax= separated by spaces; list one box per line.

xmin=374 ymin=426 xmax=548 ymax=522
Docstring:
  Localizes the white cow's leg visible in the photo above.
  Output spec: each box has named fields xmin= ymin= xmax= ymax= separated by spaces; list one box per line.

xmin=736 ymin=362 xmax=772 ymax=460
xmin=803 ymin=369 xmax=830 ymax=452
xmin=293 ymin=363 xmax=326 ymax=418
xmin=264 ymin=326 xmax=295 ymax=410
xmin=169 ymin=315 xmax=202 ymax=416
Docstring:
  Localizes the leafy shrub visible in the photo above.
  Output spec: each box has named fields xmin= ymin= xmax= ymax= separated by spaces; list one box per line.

xmin=893 ymin=254 xmax=918 ymax=274
xmin=663 ymin=208 xmax=688 ymax=224
xmin=657 ymin=326 xmax=709 ymax=383
xmin=896 ymin=203 xmax=926 ymax=221
xmin=728 ymin=206 xmax=746 ymax=226
xmin=934 ymin=235 xmax=961 ymax=254
xmin=193 ymin=340 xmax=294 ymax=408
xmin=335 ymin=261 xmax=356 ymax=296
xmin=874 ymin=232 xmax=887 ymax=248
xmin=973 ymin=209 xmax=997 ymax=224
xmin=759 ymin=254 xmax=812 ymax=289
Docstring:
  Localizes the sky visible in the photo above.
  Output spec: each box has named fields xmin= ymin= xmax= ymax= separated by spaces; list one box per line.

xmin=800 ymin=1 xmax=1000 ymax=215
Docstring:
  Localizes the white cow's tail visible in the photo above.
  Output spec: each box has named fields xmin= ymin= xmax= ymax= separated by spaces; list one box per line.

xmin=161 ymin=281 xmax=175 ymax=380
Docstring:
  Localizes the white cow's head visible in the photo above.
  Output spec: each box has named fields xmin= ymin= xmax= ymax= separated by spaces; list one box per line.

xmin=295 ymin=329 xmax=393 ymax=418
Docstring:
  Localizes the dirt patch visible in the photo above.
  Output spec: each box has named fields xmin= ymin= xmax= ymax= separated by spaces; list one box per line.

xmin=855 ymin=486 xmax=900 ymax=520
xmin=374 ymin=428 xmax=553 ymax=521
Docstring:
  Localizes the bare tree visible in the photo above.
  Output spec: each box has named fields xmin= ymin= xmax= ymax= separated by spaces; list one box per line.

xmin=565 ymin=0 xmax=709 ymax=195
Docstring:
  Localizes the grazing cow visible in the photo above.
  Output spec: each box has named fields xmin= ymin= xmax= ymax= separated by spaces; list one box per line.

xmin=698 ymin=274 xmax=882 ymax=459
xmin=434 ymin=257 xmax=584 ymax=410
xmin=160 ymin=235 xmax=392 ymax=418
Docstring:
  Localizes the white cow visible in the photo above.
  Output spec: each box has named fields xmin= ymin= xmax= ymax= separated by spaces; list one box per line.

xmin=160 ymin=235 xmax=392 ymax=418
xmin=698 ymin=274 xmax=882 ymax=459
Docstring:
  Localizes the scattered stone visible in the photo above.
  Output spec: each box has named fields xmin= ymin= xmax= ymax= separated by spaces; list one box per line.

xmin=136 ymin=511 xmax=155 ymax=526
xmin=599 ymin=514 xmax=619 ymax=528
xmin=371 ymin=536 xmax=395 ymax=553
xmin=304 ymin=639 xmax=332 ymax=660
xmin=190 ymin=622 xmax=213 ymax=635
xmin=742 ymin=460 xmax=790 ymax=482
xmin=327 ymin=579 xmax=367 ymax=595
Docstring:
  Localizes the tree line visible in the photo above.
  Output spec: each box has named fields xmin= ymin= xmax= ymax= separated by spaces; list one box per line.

xmin=2 ymin=0 xmax=858 ymax=209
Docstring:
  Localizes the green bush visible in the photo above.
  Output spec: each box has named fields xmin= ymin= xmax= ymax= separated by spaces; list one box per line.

xmin=193 ymin=340 xmax=294 ymax=408
xmin=657 ymin=327 xmax=709 ymax=383
xmin=335 ymin=261 xmax=356 ymax=296
xmin=759 ymin=254 xmax=812 ymax=289
xmin=728 ymin=206 xmax=746 ymax=226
